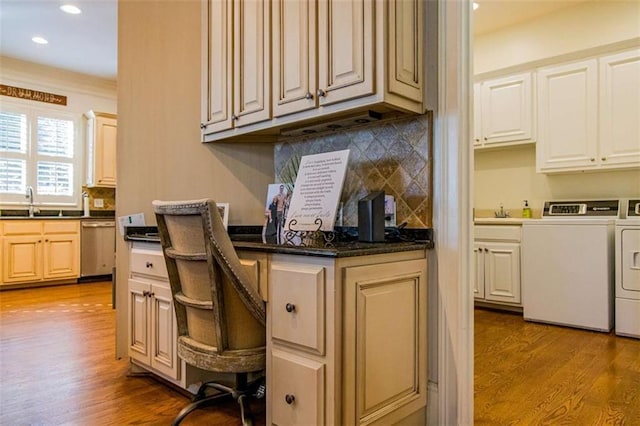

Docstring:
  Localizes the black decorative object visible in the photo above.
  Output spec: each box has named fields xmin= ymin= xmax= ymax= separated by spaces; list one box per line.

xmin=358 ymin=191 xmax=385 ymax=242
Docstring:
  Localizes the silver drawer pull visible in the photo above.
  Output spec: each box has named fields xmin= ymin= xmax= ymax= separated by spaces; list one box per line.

xmin=145 ymin=261 xmax=153 ymax=268
xmin=285 ymin=394 xmax=295 ymax=405
xmin=285 ymin=303 xmax=296 ymax=313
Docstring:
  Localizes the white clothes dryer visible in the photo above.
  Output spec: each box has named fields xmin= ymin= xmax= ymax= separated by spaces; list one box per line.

xmin=615 ymin=199 xmax=640 ymax=339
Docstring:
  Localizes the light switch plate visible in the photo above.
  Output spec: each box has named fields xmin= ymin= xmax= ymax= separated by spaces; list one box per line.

xmin=94 ymin=198 xmax=104 ymax=208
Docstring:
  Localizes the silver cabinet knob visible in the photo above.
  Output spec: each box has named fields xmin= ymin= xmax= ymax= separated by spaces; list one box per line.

xmin=317 ymin=89 xmax=326 ymax=98
xmin=304 ymin=92 xmax=314 ymax=100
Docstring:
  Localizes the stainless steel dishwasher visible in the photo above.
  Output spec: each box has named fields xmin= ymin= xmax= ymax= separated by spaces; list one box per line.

xmin=81 ymin=219 xmax=116 ymax=277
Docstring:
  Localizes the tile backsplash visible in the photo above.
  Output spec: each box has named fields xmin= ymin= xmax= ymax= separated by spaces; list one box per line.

xmin=82 ymin=186 xmax=116 ymax=210
xmin=274 ymin=113 xmax=433 ymax=228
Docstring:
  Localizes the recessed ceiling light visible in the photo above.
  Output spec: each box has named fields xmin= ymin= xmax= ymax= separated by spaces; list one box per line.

xmin=32 ymin=36 xmax=49 ymax=45
xmin=473 ymin=2 xmax=480 ymax=10
xmin=60 ymin=4 xmax=82 ymax=14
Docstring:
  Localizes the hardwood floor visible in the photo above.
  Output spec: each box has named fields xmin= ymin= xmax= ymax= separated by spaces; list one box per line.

xmin=6 ymin=284 xmax=638 ymax=425
xmin=0 ymin=282 xmax=265 ymax=425
xmin=475 ymin=307 xmax=640 ymax=425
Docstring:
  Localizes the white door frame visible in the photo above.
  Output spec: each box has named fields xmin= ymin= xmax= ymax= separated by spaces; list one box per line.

xmin=433 ymin=0 xmax=474 ymax=424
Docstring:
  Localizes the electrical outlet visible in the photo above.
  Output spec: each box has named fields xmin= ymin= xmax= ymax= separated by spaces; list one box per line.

xmin=94 ymin=198 xmax=104 ymax=208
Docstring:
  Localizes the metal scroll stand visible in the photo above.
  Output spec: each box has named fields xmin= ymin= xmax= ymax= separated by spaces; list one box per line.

xmin=283 ymin=218 xmax=336 ymax=248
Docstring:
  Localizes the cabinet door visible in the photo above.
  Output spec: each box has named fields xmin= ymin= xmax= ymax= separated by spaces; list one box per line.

xmin=238 ymin=250 xmax=269 ymax=302
xmin=94 ymin=116 xmax=117 ymax=187
xmin=270 ymin=263 xmax=325 ymax=355
xmin=473 ymin=82 xmax=482 ymax=147
xmin=599 ymin=49 xmax=640 ymax=168
xmin=537 ymin=59 xmax=598 ymax=172
xmin=317 ymin=0 xmax=374 ymax=105
xmin=128 ymin=279 xmax=151 ymax=365
xmin=150 ymin=283 xmax=179 ymax=379
xmin=2 ymin=236 xmax=42 ymax=283
xmin=271 ymin=350 xmax=325 ymax=426
xmin=473 ymin=242 xmax=485 ymax=299
xmin=386 ymin=0 xmax=423 ymax=104
xmin=480 ymin=72 xmax=534 ymax=146
xmin=43 ymin=233 xmax=79 ymax=280
xmin=343 ymin=259 xmax=427 ymax=425
xmin=272 ymin=0 xmax=316 ymax=117
xmin=202 ymin=0 xmax=233 ymax=134
xmin=233 ymin=0 xmax=271 ymax=126
xmin=484 ymin=242 xmax=521 ymax=304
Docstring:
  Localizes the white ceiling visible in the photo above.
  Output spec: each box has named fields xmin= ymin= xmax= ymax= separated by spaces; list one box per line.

xmin=0 ymin=0 xmax=118 ymax=80
xmin=473 ymin=0 xmax=591 ymax=35
xmin=0 ymin=0 xmax=594 ymax=81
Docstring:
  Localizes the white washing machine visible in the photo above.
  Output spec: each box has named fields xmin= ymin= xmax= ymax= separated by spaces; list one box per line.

xmin=615 ymin=199 xmax=640 ymax=338
xmin=522 ymin=199 xmax=620 ymax=332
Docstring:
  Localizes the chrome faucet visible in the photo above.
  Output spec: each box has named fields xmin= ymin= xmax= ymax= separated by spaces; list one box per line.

xmin=494 ymin=203 xmax=510 ymax=218
xmin=25 ymin=185 xmax=38 ymax=217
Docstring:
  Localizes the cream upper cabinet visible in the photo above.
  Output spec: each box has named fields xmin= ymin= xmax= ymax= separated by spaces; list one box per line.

xmin=598 ymin=48 xmax=640 ymax=168
xmin=201 ymin=0 xmax=271 ymax=136
xmin=536 ymin=50 xmax=640 ymax=173
xmin=536 ymin=59 xmax=598 ymax=172
xmin=272 ymin=0 xmax=316 ymax=117
xmin=203 ymin=0 xmax=426 ymax=142
xmin=474 ymin=72 xmax=535 ymax=149
xmin=316 ymin=0 xmax=374 ymax=107
xmin=86 ymin=111 xmax=117 ymax=188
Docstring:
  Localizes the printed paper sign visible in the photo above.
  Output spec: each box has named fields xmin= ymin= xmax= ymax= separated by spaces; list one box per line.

xmin=285 ymin=149 xmax=350 ymax=232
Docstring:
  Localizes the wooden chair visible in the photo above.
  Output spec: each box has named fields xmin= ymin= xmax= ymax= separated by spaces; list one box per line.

xmin=153 ymin=199 xmax=266 ymax=426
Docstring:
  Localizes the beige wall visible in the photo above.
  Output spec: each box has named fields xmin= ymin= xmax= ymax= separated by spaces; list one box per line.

xmin=473 ymin=1 xmax=640 ymax=216
xmin=115 ymin=0 xmax=274 ymax=356
xmin=474 ymin=0 xmax=640 ymax=75
xmin=474 ymin=145 xmax=640 ymax=216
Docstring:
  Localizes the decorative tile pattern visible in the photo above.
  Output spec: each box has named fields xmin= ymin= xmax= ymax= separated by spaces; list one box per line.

xmin=82 ymin=186 xmax=116 ymax=210
xmin=274 ymin=113 xmax=433 ymax=228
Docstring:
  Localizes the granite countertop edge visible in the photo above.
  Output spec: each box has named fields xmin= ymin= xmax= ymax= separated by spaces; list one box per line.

xmin=0 ymin=209 xmax=115 ymax=220
xmin=125 ymin=225 xmax=434 ymax=258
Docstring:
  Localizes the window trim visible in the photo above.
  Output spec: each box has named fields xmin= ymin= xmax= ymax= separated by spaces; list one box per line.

xmin=0 ymin=99 xmax=83 ymax=208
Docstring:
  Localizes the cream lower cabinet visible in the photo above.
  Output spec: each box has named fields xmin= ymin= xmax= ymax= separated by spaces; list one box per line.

xmin=474 ymin=225 xmax=521 ymax=306
xmin=267 ymin=250 xmax=427 ymax=425
xmin=126 ymin=243 xmax=269 ymax=388
xmin=127 ymin=242 xmax=179 ymax=380
xmin=1 ymin=220 xmax=80 ymax=286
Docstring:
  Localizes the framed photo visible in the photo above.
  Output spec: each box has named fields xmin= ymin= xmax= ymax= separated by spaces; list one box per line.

xmin=216 ymin=202 xmax=229 ymax=229
xmin=263 ymin=183 xmax=290 ymax=244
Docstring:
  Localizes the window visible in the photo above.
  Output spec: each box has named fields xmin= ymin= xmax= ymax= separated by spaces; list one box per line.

xmin=0 ymin=103 xmax=81 ymax=207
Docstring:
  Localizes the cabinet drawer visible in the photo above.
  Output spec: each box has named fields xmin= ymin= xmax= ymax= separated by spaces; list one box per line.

xmin=270 ymin=263 xmax=325 ymax=355
xmin=43 ymin=220 xmax=80 ymax=234
xmin=271 ymin=350 xmax=325 ymax=426
xmin=475 ymin=225 xmax=521 ymax=242
xmin=2 ymin=221 xmax=42 ymax=236
xmin=130 ymin=249 xmax=168 ymax=279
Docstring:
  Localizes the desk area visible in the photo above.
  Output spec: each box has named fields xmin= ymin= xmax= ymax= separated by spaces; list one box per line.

xmin=124 ymin=225 xmax=431 ymax=425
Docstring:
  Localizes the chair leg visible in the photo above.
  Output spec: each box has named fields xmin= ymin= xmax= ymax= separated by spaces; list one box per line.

xmin=171 ymin=374 xmax=264 ymax=426
xmin=238 ymin=393 xmax=254 ymax=426
xmin=171 ymin=389 xmax=230 ymax=426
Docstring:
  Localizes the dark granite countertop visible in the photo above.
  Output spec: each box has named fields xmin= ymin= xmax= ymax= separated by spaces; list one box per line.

xmin=125 ymin=225 xmax=433 ymax=258
xmin=0 ymin=209 xmax=115 ymax=220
